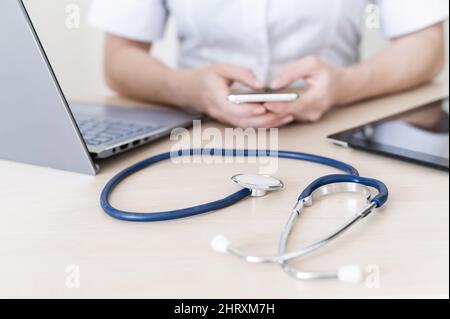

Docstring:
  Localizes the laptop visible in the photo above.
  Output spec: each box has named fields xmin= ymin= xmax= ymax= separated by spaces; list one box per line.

xmin=328 ymin=97 xmax=449 ymax=171
xmin=0 ymin=0 xmax=199 ymax=175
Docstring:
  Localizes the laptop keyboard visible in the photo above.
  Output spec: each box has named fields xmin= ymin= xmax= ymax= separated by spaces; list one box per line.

xmin=76 ymin=117 xmax=161 ymax=146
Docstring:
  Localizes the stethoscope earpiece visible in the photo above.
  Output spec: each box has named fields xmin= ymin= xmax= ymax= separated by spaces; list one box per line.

xmin=211 ymin=235 xmax=231 ymax=254
xmin=337 ymin=264 xmax=364 ymax=284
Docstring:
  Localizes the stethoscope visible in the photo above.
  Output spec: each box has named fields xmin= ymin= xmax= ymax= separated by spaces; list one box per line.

xmin=101 ymin=149 xmax=388 ymax=283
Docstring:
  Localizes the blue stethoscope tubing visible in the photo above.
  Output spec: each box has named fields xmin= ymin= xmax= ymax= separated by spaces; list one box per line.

xmin=100 ymin=149 xmax=388 ymax=222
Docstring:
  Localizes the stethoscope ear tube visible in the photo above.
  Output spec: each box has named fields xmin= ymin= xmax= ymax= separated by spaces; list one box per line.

xmin=298 ymin=174 xmax=389 ymax=208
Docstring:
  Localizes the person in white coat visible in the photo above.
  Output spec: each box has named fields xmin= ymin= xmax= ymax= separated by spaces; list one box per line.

xmin=89 ymin=0 xmax=448 ymax=128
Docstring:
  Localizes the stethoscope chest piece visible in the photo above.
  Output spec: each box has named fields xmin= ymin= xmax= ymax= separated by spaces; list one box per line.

xmin=231 ymin=174 xmax=284 ymax=197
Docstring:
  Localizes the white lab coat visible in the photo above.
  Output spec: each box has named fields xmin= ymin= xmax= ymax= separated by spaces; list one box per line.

xmin=89 ymin=0 xmax=448 ymax=84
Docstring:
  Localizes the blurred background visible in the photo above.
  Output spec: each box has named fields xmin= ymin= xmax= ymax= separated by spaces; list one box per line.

xmin=24 ymin=0 xmax=449 ymax=99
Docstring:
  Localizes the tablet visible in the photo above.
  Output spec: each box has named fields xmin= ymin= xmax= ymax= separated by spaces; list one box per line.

xmin=328 ymin=97 xmax=449 ymax=171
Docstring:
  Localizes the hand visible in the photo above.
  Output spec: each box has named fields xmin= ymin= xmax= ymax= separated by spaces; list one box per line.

xmin=266 ymin=56 xmax=350 ymax=122
xmin=175 ymin=64 xmax=295 ymax=128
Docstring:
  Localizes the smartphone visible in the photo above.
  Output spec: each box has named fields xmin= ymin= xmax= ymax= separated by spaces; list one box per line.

xmin=227 ymin=89 xmax=299 ymax=104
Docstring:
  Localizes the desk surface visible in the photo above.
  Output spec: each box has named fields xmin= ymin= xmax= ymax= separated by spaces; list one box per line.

xmin=1 ymin=83 xmax=449 ymax=298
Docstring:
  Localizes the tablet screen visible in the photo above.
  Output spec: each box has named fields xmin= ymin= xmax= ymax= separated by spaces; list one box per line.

xmin=328 ymin=98 xmax=449 ymax=171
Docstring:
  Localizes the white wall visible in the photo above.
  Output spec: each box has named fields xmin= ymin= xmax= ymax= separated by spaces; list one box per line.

xmin=24 ymin=0 xmax=449 ymax=99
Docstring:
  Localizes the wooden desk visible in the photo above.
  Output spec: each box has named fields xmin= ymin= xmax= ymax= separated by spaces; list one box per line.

xmin=0 ymin=83 xmax=448 ymax=298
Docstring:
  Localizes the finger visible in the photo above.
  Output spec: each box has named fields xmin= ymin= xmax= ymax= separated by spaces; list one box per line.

xmin=215 ymin=64 xmax=263 ymax=89
xmin=295 ymin=110 xmax=324 ymax=123
xmin=265 ymin=89 xmax=318 ymax=117
xmin=233 ymin=113 xmax=295 ymax=129
xmin=222 ymin=101 xmax=267 ymax=117
xmin=291 ymin=92 xmax=327 ymax=122
xmin=264 ymin=101 xmax=299 ymax=117
xmin=270 ymin=56 xmax=320 ymax=89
